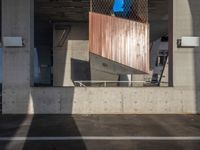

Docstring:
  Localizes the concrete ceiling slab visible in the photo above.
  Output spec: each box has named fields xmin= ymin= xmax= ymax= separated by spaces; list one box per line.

xmin=35 ymin=0 xmax=90 ymax=22
xmin=35 ymin=0 xmax=168 ymax=22
xmin=34 ymin=0 xmax=169 ymax=41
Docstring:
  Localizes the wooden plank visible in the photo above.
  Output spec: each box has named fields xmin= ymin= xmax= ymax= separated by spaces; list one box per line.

xmin=89 ymin=12 xmax=149 ymax=73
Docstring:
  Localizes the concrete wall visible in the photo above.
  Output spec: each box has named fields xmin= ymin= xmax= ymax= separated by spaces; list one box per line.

xmin=28 ymin=87 xmax=197 ymax=114
xmin=2 ymin=85 xmax=198 ymax=114
xmin=90 ymin=53 xmax=144 ymax=82
xmin=53 ymin=23 xmax=89 ymax=86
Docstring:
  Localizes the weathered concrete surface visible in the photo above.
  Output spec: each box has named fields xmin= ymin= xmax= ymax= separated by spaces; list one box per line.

xmin=3 ymin=85 xmax=199 ymax=114
xmin=90 ymin=53 xmax=144 ymax=76
xmin=0 ymin=115 xmax=200 ymax=150
xmin=172 ymin=0 xmax=200 ymax=87
xmin=26 ymin=87 xmax=199 ymax=114
xmin=168 ymin=0 xmax=200 ymax=113
xmin=2 ymin=0 xmax=34 ymax=114
xmin=90 ymin=53 xmax=144 ymax=83
xmin=53 ymin=23 xmax=89 ymax=86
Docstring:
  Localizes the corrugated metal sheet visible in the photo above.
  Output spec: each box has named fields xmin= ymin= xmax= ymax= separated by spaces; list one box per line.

xmin=89 ymin=12 xmax=149 ymax=73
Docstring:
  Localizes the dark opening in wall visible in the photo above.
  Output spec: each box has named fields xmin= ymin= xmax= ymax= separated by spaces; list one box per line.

xmin=34 ymin=20 xmax=53 ymax=86
xmin=149 ymin=0 xmax=169 ymax=87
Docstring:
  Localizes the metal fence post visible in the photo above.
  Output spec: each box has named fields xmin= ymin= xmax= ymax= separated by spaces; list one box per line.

xmin=90 ymin=0 xmax=93 ymax=12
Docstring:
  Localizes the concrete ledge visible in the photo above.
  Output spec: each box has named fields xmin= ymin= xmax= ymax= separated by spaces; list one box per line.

xmin=10 ymin=87 xmax=196 ymax=114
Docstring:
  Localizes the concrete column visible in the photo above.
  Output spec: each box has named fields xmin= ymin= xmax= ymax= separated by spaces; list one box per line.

xmin=53 ymin=23 xmax=89 ymax=86
xmin=2 ymin=0 xmax=34 ymax=113
xmin=171 ymin=0 xmax=200 ymax=87
xmin=53 ymin=25 xmax=72 ymax=86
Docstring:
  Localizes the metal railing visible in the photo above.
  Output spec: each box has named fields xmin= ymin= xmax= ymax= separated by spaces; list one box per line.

xmin=90 ymin=0 xmax=148 ymax=23
xmin=74 ymin=80 xmax=149 ymax=87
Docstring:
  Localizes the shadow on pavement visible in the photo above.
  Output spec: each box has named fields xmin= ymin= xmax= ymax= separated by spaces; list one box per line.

xmin=1 ymin=115 xmax=200 ymax=150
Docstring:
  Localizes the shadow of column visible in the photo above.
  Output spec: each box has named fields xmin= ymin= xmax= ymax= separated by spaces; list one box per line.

xmin=21 ymin=87 xmax=87 ymax=149
xmin=22 ymin=115 xmax=87 ymax=150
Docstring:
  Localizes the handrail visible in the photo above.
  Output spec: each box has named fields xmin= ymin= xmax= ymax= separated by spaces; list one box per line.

xmin=74 ymin=80 xmax=147 ymax=87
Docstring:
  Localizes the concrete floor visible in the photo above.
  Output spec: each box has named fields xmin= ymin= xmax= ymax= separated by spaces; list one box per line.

xmin=0 ymin=115 xmax=200 ymax=150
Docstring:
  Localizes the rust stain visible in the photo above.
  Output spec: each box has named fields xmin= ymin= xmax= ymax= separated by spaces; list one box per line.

xmin=89 ymin=12 xmax=149 ymax=73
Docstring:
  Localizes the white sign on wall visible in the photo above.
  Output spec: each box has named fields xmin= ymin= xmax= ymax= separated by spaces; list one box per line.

xmin=3 ymin=37 xmax=23 ymax=47
xmin=181 ymin=37 xmax=200 ymax=47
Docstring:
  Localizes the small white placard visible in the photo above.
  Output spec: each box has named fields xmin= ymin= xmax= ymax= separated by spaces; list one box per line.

xmin=181 ymin=37 xmax=200 ymax=47
xmin=3 ymin=37 xmax=23 ymax=47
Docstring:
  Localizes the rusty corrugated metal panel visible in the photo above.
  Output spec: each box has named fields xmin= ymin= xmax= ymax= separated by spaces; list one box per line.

xmin=89 ymin=12 xmax=149 ymax=73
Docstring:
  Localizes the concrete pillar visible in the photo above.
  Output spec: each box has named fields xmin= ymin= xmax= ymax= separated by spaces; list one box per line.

xmin=170 ymin=0 xmax=200 ymax=87
xmin=53 ymin=25 xmax=72 ymax=86
xmin=53 ymin=23 xmax=89 ymax=86
xmin=2 ymin=0 xmax=34 ymax=113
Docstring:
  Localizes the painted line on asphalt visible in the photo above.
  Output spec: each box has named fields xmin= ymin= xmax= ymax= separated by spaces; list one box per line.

xmin=0 ymin=136 xmax=200 ymax=141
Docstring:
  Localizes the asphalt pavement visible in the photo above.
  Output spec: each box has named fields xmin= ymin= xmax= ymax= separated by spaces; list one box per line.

xmin=0 ymin=115 xmax=200 ymax=150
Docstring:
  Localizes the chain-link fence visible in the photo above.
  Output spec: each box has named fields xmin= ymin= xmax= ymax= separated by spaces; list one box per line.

xmin=91 ymin=0 xmax=148 ymax=23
